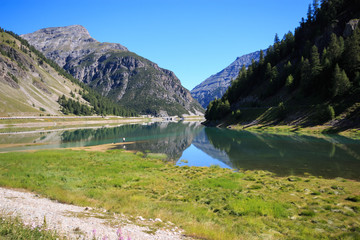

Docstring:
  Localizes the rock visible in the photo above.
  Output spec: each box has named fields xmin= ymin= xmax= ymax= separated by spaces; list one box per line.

xmin=191 ymin=50 xmax=266 ymax=108
xmin=155 ymin=218 xmax=162 ymax=222
xmin=343 ymin=19 xmax=360 ymax=37
xmin=22 ymin=25 xmax=204 ymax=116
xmin=137 ymin=216 xmax=145 ymax=221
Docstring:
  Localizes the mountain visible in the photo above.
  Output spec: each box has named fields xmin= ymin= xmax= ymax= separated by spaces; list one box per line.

xmin=205 ymin=0 xmax=360 ymax=131
xmin=191 ymin=50 xmax=265 ymax=108
xmin=0 ymin=29 xmax=90 ymax=116
xmin=22 ymin=25 xmax=204 ymax=117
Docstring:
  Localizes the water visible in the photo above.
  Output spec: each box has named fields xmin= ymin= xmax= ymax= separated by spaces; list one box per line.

xmin=1 ymin=122 xmax=359 ymax=180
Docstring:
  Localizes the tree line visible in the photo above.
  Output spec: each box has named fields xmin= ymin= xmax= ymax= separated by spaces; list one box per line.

xmin=206 ymin=0 xmax=360 ymax=122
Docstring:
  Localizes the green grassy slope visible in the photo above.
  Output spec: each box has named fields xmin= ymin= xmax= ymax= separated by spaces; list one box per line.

xmin=0 ymin=31 xmax=87 ymax=117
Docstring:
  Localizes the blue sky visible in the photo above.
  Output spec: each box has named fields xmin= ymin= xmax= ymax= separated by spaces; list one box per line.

xmin=1 ymin=0 xmax=311 ymax=90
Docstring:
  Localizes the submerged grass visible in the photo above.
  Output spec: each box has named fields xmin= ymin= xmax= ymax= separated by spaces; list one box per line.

xmin=0 ymin=150 xmax=359 ymax=239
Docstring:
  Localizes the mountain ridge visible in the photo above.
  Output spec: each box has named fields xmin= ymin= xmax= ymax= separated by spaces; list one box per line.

xmin=0 ymin=29 xmax=89 ymax=116
xmin=22 ymin=25 xmax=204 ymax=116
xmin=191 ymin=50 xmax=265 ymax=108
xmin=204 ymin=0 xmax=360 ymax=131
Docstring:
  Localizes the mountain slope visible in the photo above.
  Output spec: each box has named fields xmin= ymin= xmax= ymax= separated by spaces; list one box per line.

xmin=0 ymin=29 xmax=89 ymax=117
xmin=205 ymin=0 xmax=360 ymax=131
xmin=22 ymin=25 xmax=204 ymax=116
xmin=191 ymin=50 xmax=264 ymax=108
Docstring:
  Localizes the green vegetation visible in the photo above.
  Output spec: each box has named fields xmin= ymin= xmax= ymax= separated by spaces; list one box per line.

xmin=7 ymin=72 xmax=19 ymax=84
xmin=57 ymin=95 xmax=92 ymax=115
xmin=0 ymin=149 xmax=359 ymax=239
xmin=205 ymin=0 xmax=360 ymax=129
xmin=0 ymin=216 xmax=59 ymax=239
xmin=205 ymin=98 xmax=231 ymax=121
xmin=0 ymin=27 xmax=136 ymax=117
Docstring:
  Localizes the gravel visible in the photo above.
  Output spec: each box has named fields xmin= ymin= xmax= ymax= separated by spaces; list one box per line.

xmin=0 ymin=187 xmax=190 ymax=240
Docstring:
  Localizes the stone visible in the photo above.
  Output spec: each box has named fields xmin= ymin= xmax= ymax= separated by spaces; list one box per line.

xmin=22 ymin=25 xmax=204 ymax=116
xmin=191 ymin=50 xmax=266 ymax=108
xmin=343 ymin=19 xmax=360 ymax=37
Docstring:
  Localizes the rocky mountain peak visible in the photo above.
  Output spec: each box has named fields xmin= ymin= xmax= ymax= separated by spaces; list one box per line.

xmin=21 ymin=25 xmax=204 ymax=116
xmin=191 ymin=50 xmax=266 ymax=108
xmin=21 ymin=25 xmax=128 ymax=67
xmin=41 ymin=25 xmax=91 ymax=39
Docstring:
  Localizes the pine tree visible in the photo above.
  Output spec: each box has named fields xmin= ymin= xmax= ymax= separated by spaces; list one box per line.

xmin=285 ymin=74 xmax=294 ymax=88
xmin=284 ymin=61 xmax=292 ymax=75
xmin=331 ymin=64 xmax=351 ymax=97
xmin=301 ymin=58 xmax=312 ymax=93
xmin=327 ymin=33 xmax=342 ymax=63
xmin=259 ymin=50 xmax=265 ymax=65
xmin=343 ymin=28 xmax=360 ymax=79
xmin=310 ymin=45 xmax=322 ymax=78
xmin=265 ymin=63 xmax=272 ymax=82
xmin=313 ymin=0 xmax=320 ymax=16
xmin=307 ymin=4 xmax=313 ymax=22
xmin=274 ymin=33 xmax=280 ymax=44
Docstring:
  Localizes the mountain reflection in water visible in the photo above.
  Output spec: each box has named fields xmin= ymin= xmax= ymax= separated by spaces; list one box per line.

xmin=1 ymin=122 xmax=359 ymax=180
xmin=180 ymin=127 xmax=360 ymax=180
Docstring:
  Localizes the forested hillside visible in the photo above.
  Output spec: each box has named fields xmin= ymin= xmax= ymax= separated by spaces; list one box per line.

xmin=205 ymin=0 xmax=360 ymax=130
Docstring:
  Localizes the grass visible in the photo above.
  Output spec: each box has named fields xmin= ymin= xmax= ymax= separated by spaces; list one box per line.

xmin=0 ymin=216 xmax=59 ymax=239
xmin=0 ymin=117 xmax=150 ymax=133
xmin=231 ymin=124 xmax=360 ymax=139
xmin=0 ymin=149 xmax=359 ymax=239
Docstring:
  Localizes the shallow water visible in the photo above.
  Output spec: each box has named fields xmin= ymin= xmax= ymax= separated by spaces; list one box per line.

xmin=1 ymin=121 xmax=359 ymax=180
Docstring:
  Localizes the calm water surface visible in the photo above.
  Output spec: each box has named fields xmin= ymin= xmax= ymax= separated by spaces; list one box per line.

xmin=1 ymin=122 xmax=359 ymax=180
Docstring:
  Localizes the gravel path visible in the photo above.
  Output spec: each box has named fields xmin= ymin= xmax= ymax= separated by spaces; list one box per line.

xmin=0 ymin=187 xmax=190 ymax=240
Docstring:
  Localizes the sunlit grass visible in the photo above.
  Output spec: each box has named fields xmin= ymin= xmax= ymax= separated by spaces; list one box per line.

xmin=0 ymin=216 xmax=60 ymax=239
xmin=0 ymin=149 xmax=359 ymax=239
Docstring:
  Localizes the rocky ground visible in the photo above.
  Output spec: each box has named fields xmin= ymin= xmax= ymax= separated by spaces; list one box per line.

xmin=0 ymin=187 xmax=190 ymax=240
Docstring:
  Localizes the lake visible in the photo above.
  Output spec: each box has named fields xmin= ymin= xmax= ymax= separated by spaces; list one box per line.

xmin=1 ymin=121 xmax=359 ymax=180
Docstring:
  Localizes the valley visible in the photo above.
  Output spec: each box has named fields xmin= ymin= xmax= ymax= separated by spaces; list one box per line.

xmin=0 ymin=0 xmax=360 ymax=239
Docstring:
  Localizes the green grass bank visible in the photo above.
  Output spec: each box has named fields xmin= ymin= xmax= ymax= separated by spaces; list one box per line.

xmin=0 ymin=150 xmax=359 ymax=239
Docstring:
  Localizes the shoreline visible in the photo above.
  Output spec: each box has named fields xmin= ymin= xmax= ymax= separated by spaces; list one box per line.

xmin=226 ymin=123 xmax=360 ymax=139
xmin=0 ymin=115 xmax=204 ymax=134
xmin=0 ymin=149 xmax=359 ymax=239
xmin=0 ymin=186 xmax=188 ymax=240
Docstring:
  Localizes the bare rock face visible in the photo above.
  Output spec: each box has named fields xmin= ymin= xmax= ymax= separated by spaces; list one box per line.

xmin=343 ymin=19 xmax=360 ymax=37
xmin=22 ymin=25 xmax=203 ymax=116
xmin=22 ymin=25 xmax=128 ymax=67
xmin=191 ymin=50 xmax=265 ymax=108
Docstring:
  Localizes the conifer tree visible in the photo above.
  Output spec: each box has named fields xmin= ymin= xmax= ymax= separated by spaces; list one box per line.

xmin=285 ymin=74 xmax=294 ymax=88
xmin=265 ymin=63 xmax=272 ymax=82
xmin=327 ymin=33 xmax=342 ymax=63
xmin=310 ymin=45 xmax=322 ymax=78
xmin=312 ymin=0 xmax=320 ymax=16
xmin=343 ymin=28 xmax=360 ymax=79
xmin=307 ymin=4 xmax=313 ymax=22
xmin=274 ymin=33 xmax=280 ymax=44
xmin=331 ymin=64 xmax=351 ymax=97
xmin=259 ymin=50 xmax=265 ymax=65
xmin=301 ymin=59 xmax=312 ymax=93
